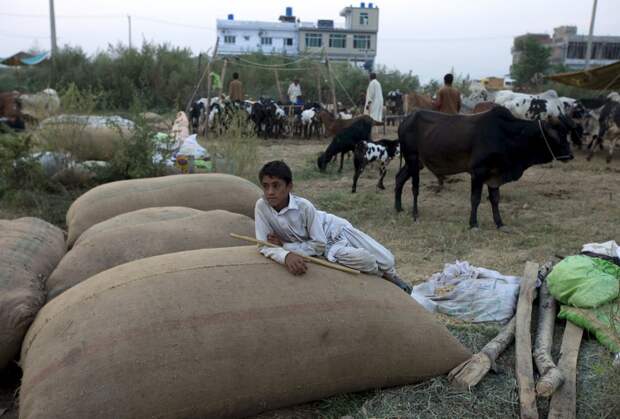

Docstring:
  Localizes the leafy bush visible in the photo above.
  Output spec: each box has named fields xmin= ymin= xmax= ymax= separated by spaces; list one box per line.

xmin=0 ymin=128 xmax=56 ymax=197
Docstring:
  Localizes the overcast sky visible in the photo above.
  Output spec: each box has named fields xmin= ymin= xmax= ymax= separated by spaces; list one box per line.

xmin=1 ymin=0 xmax=618 ymax=82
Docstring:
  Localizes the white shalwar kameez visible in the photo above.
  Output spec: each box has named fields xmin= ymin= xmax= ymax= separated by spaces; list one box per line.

xmin=364 ymin=79 xmax=384 ymax=123
xmin=254 ymin=194 xmax=396 ymax=276
xmin=287 ymin=83 xmax=302 ymax=104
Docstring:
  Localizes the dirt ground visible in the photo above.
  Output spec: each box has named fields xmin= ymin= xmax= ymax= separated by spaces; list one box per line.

xmin=1 ymin=130 xmax=619 ymax=418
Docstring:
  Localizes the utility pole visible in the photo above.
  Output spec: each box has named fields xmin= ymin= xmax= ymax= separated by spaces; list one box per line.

xmin=128 ymin=15 xmax=132 ymax=49
xmin=49 ymin=0 xmax=58 ymax=85
xmin=584 ymin=0 xmax=598 ymax=70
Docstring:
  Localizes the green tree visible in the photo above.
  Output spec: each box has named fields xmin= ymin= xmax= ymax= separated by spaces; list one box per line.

xmin=510 ymin=36 xmax=551 ymax=87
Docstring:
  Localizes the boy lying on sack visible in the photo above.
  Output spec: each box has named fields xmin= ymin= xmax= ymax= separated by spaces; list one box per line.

xmin=255 ymin=160 xmax=412 ymax=294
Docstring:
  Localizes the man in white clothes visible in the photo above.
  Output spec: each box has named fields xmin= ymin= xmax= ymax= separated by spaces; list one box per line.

xmin=287 ymin=78 xmax=302 ymax=104
xmin=254 ymin=160 xmax=412 ymax=294
xmin=364 ymin=72 xmax=383 ymax=123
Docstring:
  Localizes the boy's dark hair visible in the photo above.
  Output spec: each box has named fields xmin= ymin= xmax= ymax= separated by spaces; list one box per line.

xmin=444 ymin=73 xmax=454 ymax=85
xmin=233 ymin=72 xmax=239 ymax=79
xmin=259 ymin=160 xmax=293 ymax=184
xmin=369 ymin=72 xmax=377 ymax=80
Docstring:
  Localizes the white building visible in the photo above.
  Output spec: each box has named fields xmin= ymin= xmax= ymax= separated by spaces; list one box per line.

xmin=216 ymin=4 xmax=379 ymax=66
xmin=217 ymin=18 xmax=299 ymax=57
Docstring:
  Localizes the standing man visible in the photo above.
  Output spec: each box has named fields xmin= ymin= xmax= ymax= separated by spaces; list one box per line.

xmin=228 ymin=72 xmax=244 ymax=102
xmin=287 ymin=78 xmax=302 ymax=105
xmin=434 ymin=73 xmax=461 ymax=114
xmin=365 ymin=72 xmax=383 ymax=138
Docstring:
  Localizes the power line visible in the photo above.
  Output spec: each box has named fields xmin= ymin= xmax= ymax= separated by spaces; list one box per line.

xmin=0 ymin=30 xmax=51 ymax=39
xmin=0 ymin=12 xmax=123 ymax=19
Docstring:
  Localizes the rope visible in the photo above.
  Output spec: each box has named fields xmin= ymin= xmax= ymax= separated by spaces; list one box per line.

xmin=234 ymin=56 xmax=309 ymax=69
xmin=538 ymin=120 xmax=558 ymax=162
xmin=332 ymin=71 xmax=358 ymax=108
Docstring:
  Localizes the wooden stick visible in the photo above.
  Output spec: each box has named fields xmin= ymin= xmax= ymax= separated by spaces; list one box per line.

xmin=229 ymin=233 xmax=360 ymax=275
xmin=448 ymin=316 xmax=516 ymax=389
xmin=534 ymin=277 xmax=564 ymax=397
xmin=548 ymin=322 xmax=583 ymax=419
xmin=515 ymin=261 xmax=540 ymax=419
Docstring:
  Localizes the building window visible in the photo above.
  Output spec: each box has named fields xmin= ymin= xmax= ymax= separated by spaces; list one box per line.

xmin=603 ymin=43 xmax=620 ymax=60
xmin=329 ymin=34 xmax=346 ymax=48
xmin=567 ymin=41 xmax=586 ymax=59
xmin=261 ymin=37 xmax=272 ymax=46
xmin=359 ymin=12 xmax=369 ymax=25
xmin=353 ymin=34 xmax=371 ymax=49
xmin=285 ymin=38 xmax=293 ymax=46
xmin=243 ymin=35 xmax=250 ymax=41
xmin=224 ymin=36 xmax=236 ymax=44
xmin=305 ymin=33 xmax=322 ymax=48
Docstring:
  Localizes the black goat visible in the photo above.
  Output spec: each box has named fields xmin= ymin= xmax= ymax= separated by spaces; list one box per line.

xmin=317 ymin=115 xmax=373 ymax=172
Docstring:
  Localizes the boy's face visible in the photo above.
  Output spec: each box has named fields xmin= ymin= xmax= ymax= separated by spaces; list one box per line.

xmin=261 ymin=175 xmax=292 ymax=211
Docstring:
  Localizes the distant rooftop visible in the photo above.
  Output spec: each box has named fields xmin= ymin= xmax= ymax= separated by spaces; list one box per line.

xmin=216 ymin=19 xmax=297 ymax=31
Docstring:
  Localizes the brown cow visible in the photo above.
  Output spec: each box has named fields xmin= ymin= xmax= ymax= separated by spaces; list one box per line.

xmin=0 ymin=91 xmax=24 ymax=129
xmin=404 ymin=92 xmax=434 ymax=113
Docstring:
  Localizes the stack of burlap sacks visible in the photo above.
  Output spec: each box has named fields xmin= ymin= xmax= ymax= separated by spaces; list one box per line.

xmin=1 ymin=173 xmax=471 ymax=419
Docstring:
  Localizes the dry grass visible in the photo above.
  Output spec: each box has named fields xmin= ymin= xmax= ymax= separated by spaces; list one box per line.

xmin=1 ymin=130 xmax=619 ymax=419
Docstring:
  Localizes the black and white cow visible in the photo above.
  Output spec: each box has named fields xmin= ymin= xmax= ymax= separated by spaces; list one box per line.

xmin=587 ymin=99 xmax=620 ymax=163
xmin=352 ymin=139 xmax=400 ymax=193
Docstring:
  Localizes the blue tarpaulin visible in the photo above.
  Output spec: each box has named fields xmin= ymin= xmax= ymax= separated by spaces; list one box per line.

xmin=0 ymin=51 xmax=49 ymax=66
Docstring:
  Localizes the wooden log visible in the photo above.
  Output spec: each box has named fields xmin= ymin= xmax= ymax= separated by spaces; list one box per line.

xmin=448 ymin=316 xmax=516 ymax=389
xmin=515 ymin=261 xmax=540 ymax=419
xmin=548 ymin=322 xmax=583 ymax=419
xmin=533 ymin=278 xmax=564 ymax=398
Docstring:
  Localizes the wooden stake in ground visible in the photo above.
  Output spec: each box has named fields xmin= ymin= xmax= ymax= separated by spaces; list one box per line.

xmin=229 ymin=233 xmax=360 ymax=275
xmin=448 ymin=316 xmax=516 ymax=389
xmin=218 ymin=58 xmax=228 ymax=98
xmin=274 ymin=68 xmax=284 ymax=103
xmin=533 ymin=278 xmax=564 ymax=397
xmin=203 ymin=38 xmax=219 ymax=141
xmin=548 ymin=322 xmax=583 ymax=419
xmin=325 ymin=54 xmax=338 ymax=116
xmin=515 ymin=261 xmax=540 ymax=419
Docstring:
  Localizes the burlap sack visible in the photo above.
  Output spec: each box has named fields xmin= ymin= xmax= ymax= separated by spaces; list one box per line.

xmin=66 ymin=173 xmax=262 ymax=247
xmin=20 ymin=246 xmax=470 ymax=419
xmin=37 ymin=115 xmax=134 ymax=161
xmin=74 ymin=206 xmax=202 ymax=246
xmin=48 ymin=209 xmax=255 ymax=299
xmin=0 ymin=218 xmax=65 ymax=370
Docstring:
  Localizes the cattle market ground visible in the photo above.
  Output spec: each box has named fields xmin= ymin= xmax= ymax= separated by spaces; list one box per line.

xmin=1 ymin=134 xmax=619 ymax=418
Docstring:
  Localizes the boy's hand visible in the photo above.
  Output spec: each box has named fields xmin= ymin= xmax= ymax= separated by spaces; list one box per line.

xmin=267 ymin=234 xmax=284 ymax=246
xmin=285 ymin=253 xmax=307 ymax=275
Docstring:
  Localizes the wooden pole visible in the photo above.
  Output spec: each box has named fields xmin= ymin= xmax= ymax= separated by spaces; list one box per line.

xmin=203 ymin=38 xmax=219 ymax=140
xmin=448 ymin=316 xmax=516 ymax=389
xmin=548 ymin=322 xmax=583 ymax=419
xmin=325 ymin=55 xmax=339 ymax=115
xmin=219 ymin=58 xmax=228 ymax=97
xmin=316 ymin=65 xmax=322 ymax=104
xmin=229 ymin=233 xmax=360 ymax=275
xmin=274 ymin=68 xmax=284 ymax=103
xmin=515 ymin=261 xmax=540 ymax=419
xmin=534 ymin=278 xmax=564 ymax=397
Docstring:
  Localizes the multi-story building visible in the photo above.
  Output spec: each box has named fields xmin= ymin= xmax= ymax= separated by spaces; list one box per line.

xmin=511 ymin=26 xmax=620 ymax=70
xmin=216 ymin=3 xmax=379 ymax=67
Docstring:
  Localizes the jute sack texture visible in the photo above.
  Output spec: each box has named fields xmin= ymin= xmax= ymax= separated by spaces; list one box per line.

xmin=0 ymin=217 xmax=65 ymax=370
xmin=47 ymin=208 xmax=255 ymax=299
xmin=20 ymin=246 xmax=471 ymax=419
xmin=65 ymin=173 xmax=262 ymax=247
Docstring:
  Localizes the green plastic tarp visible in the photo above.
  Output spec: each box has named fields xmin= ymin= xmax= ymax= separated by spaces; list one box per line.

xmin=547 ymin=255 xmax=620 ymax=308
xmin=548 ymin=255 xmax=620 ymax=353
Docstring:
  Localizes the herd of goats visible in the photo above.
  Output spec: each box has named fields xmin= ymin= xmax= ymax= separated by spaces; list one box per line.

xmin=188 ymin=86 xmax=619 ymax=162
